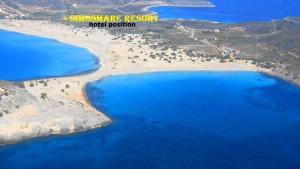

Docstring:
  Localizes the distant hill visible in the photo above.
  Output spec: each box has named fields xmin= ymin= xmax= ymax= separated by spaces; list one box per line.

xmin=1 ymin=0 xmax=213 ymax=9
xmin=0 ymin=0 xmax=213 ymax=19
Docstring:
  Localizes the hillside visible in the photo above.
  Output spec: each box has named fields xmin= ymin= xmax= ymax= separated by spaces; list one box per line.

xmin=0 ymin=0 xmax=213 ymax=19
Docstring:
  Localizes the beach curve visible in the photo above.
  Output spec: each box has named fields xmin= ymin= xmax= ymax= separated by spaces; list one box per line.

xmin=0 ymin=19 xmax=272 ymax=145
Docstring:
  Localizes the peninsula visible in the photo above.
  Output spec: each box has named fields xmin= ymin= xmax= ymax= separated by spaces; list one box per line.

xmin=0 ymin=0 xmax=300 ymax=145
xmin=0 ymin=19 xmax=268 ymax=145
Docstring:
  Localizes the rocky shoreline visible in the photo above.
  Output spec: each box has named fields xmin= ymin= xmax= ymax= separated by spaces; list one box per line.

xmin=0 ymin=80 xmax=112 ymax=146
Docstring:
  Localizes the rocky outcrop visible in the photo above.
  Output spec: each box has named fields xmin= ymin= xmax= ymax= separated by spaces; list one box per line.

xmin=0 ymin=81 xmax=36 ymax=118
xmin=0 ymin=81 xmax=111 ymax=145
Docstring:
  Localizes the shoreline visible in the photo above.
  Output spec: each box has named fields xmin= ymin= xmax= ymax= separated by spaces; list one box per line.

xmin=143 ymin=4 xmax=215 ymax=12
xmin=0 ymin=19 xmax=281 ymax=146
xmin=0 ymin=119 xmax=112 ymax=146
xmin=142 ymin=2 xmax=216 ymax=13
xmin=143 ymin=4 xmax=217 ymax=23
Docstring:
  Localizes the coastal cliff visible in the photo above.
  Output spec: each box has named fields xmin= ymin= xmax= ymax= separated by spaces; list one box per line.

xmin=0 ymin=80 xmax=111 ymax=145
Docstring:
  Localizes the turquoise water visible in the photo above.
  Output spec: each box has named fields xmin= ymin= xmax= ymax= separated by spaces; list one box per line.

xmin=1 ymin=71 xmax=300 ymax=169
xmin=150 ymin=0 xmax=300 ymax=23
xmin=0 ymin=30 xmax=99 ymax=81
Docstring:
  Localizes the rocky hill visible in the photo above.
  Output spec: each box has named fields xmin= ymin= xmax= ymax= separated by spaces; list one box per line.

xmin=0 ymin=80 xmax=111 ymax=145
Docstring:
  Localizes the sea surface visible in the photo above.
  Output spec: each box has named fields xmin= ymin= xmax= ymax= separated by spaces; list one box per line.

xmin=0 ymin=30 xmax=99 ymax=81
xmin=1 ymin=71 xmax=300 ymax=169
xmin=150 ymin=0 xmax=300 ymax=23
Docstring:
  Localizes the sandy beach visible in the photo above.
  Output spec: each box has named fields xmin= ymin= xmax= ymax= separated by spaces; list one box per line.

xmin=0 ymin=19 xmax=271 ymax=145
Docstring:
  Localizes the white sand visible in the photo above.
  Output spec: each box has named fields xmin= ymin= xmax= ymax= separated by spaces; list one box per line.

xmin=0 ymin=19 xmax=271 ymax=144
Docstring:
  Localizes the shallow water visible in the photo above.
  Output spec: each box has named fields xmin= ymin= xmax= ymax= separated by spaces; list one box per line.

xmin=150 ymin=0 xmax=300 ymax=23
xmin=0 ymin=30 xmax=99 ymax=81
xmin=1 ymin=71 xmax=300 ymax=169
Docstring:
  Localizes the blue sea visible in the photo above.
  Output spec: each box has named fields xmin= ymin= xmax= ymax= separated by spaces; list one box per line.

xmin=0 ymin=30 xmax=99 ymax=81
xmin=1 ymin=71 xmax=300 ymax=169
xmin=150 ymin=0 xmax=300 ymax=23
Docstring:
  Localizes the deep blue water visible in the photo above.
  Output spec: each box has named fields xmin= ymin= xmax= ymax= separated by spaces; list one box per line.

xmin=0 ymin=30 xmax=99 ymax=81
xmin=1 ymin=71 xmax=300 ymax=169
xmin=150 ymin=0 xmax=300 ymax=23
